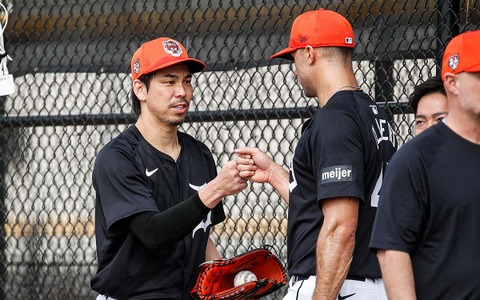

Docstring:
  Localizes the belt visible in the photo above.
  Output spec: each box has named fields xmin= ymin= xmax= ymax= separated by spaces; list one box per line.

xmin=290 ymin=275 xmax=311 ymax=284
xmin=292 ymin=275 xmax=370 ymax=284
xmin=346 ymin=275 xmax=367 ymax=282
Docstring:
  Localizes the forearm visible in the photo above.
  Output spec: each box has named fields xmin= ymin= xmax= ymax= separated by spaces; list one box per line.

xmin=313 ymin=227 xmax=354 ymax=300
xmin=377 ymin=249 xmax=416 ymax=300
xmin=129 ymin=193 xmax=210 ymax=251
xmin=198 ymin=179 xmax=226 ymax=208
xmin=268 ymin=164 xmax=290 ymax=204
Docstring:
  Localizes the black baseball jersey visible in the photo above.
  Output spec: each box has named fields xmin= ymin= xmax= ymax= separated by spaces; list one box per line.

xmin=90 ymin=125 xmax=225 ymax=299
xmin=287 ymin=90 xmax=397 ymax=278
xmin=370 ymin=122 xmax=480 ymax=299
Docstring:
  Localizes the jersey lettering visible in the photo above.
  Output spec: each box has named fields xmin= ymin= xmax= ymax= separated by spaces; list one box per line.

xmin=289 ymin=158 xmax=297 ymax=192
xmin=370 ymin=166 xmax=383 ymax=207
xmin=371 ymin=118 xmax=397 ymax=148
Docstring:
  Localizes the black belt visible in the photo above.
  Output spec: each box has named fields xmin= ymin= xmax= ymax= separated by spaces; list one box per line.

xmin=296 ymin=275 xmax=310 ymax=281
xmin=346 ymin=275 xmax=367 ymax=282
xmin=292 ymin=274 xmax=367 ymax=284
xmin=290 ymin=275 xmax=310 ymax=284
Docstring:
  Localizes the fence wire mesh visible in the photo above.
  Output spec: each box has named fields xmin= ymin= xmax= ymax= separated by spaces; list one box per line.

xmin=0 ymin=0 xmax=479 ymax=299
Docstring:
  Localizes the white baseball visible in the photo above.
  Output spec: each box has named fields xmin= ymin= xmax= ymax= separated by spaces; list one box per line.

xmin=233 ymin=270 xmax=258 ymax=287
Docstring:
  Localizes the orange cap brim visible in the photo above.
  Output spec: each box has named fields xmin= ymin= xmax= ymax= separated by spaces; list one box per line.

xmin=142 ymin=57 xmax=206 ymax=76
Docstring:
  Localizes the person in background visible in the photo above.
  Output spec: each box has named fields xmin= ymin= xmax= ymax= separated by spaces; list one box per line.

xmin=236 ymin=8 xmax=397 ymax=300
xmin=91 ymin=37 xmax=247 ymax=300
xmin=370 ymin=30 xmax=480 ymax=299
xmin=409 ymin=76 xmax=448 ymax=135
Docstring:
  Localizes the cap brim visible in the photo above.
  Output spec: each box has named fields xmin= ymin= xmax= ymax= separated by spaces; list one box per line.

xmin=144 ymin=58 xmax=206 ymax=76
xmin=270 ymin=47 xmax=295 ymax=60
xmin=465 ymin=63 xmax=480 ymax=74
xmin=184 ymin=58 xmax=207 ymax=73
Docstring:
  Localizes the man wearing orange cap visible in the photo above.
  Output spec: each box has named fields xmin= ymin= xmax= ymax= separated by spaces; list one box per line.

xmin=370 ymin=30 xmax=480 ymax=299
xmin=91 ymin=37 xmax=247 ymax=299
xmin=235 ymin=9 xmax=397 ymax=300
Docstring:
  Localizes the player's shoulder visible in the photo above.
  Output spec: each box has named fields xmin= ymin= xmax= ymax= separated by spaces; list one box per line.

xmin=178 ymin=131 xmax=211 ymax=154
xmin=178 ymin=131 xmax=202 ymax=145
xmin=407 ymin=122 xmax=449 ymax=150
xmin=96 ymin=125 xmax=140 ymax=162
xmin=322 ymin=90 xmax=374 ymax=116
xmin=389 ymin=123 xmax=448 ymax=168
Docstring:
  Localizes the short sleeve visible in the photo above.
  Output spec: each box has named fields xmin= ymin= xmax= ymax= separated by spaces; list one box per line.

xmin=313 ymin=109 xmax=365 ymax=202
xmin=93 ymin=146 xmax=158 ymax=229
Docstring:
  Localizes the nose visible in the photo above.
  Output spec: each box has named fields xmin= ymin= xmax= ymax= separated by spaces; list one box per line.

xmin=175 ymin=83 xmax=187 ymax=98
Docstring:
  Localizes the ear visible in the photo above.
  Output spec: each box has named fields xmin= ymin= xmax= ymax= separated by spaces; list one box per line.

xmin=443 ymin=73 xmax=458 ymax=96
xmin=133 ymin=79 xmax=147 ymax=101
xmin=305 ymin=46 xmax=316 ymax=64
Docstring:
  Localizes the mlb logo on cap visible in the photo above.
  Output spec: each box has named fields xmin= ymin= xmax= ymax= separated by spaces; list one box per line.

xmin=271 ymin=9 xmax=355 ymax=60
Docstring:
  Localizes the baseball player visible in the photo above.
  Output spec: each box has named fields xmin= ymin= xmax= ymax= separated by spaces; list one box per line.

xmin=90 ymin=37 xmax=247 ymax=299
xmin=409 ymin=76 xmax=448 ymax=135
xmin=235 ymin=9 xmax=397 ymax=300
xmin=370 ymin=30 xmax=480 ymax=299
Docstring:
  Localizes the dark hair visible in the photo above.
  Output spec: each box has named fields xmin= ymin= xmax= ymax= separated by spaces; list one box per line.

xmin=318 ymin=46 xmax=353 ymax=60
xmin=131 ymin=72 xmax=155 ymax=117
xmin=409 ymin=76 xmax=446 ymax=115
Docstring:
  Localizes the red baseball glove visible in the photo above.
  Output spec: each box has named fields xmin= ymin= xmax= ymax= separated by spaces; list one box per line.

xmin=191 ymin=246 xmax=287 ymax=299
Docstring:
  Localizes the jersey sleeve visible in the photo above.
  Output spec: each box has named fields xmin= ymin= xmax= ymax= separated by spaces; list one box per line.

xmin=370 ymin=144 xmax=428 ymax=253
xmin=93 ymin=145 xmax=158 ymax=230
xmin=313 ymin=109 xmax=366 ymax=203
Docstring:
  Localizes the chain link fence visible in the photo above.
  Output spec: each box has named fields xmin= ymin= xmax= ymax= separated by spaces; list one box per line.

xmin=0 ymin=0 xmax=479 ymax=299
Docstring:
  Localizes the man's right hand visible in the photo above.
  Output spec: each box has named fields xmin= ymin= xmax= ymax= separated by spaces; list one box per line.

xmin=199 ymin=160 xmax=247 ymax=208
xmin=234 ymin=147 xmax=275 ymax=184
xmin=234 ymin=147 xmax=290 ymax=203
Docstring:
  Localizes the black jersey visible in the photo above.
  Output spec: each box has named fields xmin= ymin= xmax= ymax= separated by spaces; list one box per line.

xmin=371 ymin=122 xmax=480 ymax=299
xmin=90 ymin=125 xmax=225 ymax=299
xmin=287 ymin=90 xmax=397 ymax=278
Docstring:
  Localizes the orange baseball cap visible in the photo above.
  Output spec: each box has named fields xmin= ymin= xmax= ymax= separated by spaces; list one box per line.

xmin=131 ymin=37 xmax=206 ymax=81
xmin=441 ymin=30 xmax=480 ymax=80
xmin=271 ymin=9 xmax=354 ymax=60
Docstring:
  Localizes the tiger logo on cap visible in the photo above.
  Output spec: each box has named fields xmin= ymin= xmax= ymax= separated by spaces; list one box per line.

xmin=163 ymin=40 xmax=183 ymax=57
xmin=448 ymin=54 xmax=459 ymax=71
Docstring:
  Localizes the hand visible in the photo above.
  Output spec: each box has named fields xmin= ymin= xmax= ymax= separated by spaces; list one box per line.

xmin=216 ymin=160 xmax=248 ymax=195
xmin=199 ymin=160 xmax=248 ymax=208
xmin=234 ymin=147 xmax=275 ymax=184
xmin=235 ymin=147 xmax=290 ymax=203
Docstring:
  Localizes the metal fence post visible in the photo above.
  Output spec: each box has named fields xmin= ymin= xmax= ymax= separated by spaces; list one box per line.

xmin=436 ymin=0 xmax=461 ymax=74
xmin=372 ymin=12 xmax=394 ymax=104
xmin=375 ymin=59 xmax=394 ymax=104
xmin=0 ymin=96 xmax=6 ymax=299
